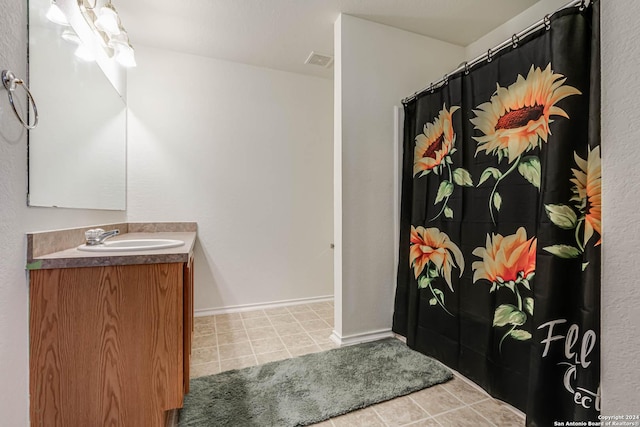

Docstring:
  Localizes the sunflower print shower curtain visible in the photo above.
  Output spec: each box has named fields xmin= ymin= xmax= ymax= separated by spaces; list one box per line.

xmin=393 ymin=3 xmax=601 ymax=426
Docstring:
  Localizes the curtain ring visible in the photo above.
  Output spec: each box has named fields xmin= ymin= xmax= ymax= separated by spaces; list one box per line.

xmin=544 ymin=15 xmax=551 ymax=30
xmin=443 ymin=74 xmax=448 ymax=86
xmin=464 ymin=62 xmax=470 ymax=75
xmin=429 ymin=83 xmax=434 ymax=93
xmin=511 ymin=34 xmax=519 ymax=48
xmin=2 ymin=70 xmax=39 ymax=130
xmin=579 ymin=0 xmax=587 ymax=11
xmin=487 ymin=48 xmax=493 ymax=63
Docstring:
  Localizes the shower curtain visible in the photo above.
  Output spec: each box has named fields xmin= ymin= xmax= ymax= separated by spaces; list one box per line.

xmin=393 ymin=3 xmax=600 ymax=426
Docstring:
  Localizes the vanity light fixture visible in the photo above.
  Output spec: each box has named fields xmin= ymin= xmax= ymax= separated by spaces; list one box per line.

xmin=93 ymin=2 xmax=120 ymax=36
xmin=108 ymin=26 xmax=136 ymax=67
xmin=49 ymin=0 xmax=136 ymax=66
xmin=46 ymin=0 xmax=69 ymax=26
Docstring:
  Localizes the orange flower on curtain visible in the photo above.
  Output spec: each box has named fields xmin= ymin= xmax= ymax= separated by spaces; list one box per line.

xmin=410 ymin=226 xmax=464 ymax=315
xmin=414 ymin=104 xmax=472 ymax=220
xmin=472 ymin=227 xmax=536 ymax=349
xmin=544 ymin=146 xmax=602 ymax=268
xmin=472 ymin=64 xmax=581 ymax=224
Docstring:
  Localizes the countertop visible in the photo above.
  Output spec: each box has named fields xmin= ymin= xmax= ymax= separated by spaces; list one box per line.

xmin=27 ymin=231 xmax=196 ymax=270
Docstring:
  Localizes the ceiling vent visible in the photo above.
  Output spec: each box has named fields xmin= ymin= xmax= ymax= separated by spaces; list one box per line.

xmin=305 ymin=51 xmax=334 ymax=68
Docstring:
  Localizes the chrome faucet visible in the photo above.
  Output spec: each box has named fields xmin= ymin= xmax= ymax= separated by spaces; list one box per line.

xmin=84 ymin=228 xmax=120 ymax=246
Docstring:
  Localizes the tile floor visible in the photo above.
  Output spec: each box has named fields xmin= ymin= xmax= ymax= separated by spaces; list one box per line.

xmin=190 ymin=301 xmax=525 ymax=427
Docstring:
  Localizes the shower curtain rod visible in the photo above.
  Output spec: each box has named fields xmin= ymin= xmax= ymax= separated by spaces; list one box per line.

xmin=402 ymin=0 xmax=588 ymax=104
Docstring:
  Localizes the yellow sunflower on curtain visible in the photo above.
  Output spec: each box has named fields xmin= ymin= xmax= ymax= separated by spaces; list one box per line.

xmin=414 ymin=104 xmax=472 ymax=220
xmin=472 ymin=64 xmax=581 ymax=224
xmin=410 ymin=226 xmax=464 ymax=315
xmin=544 ymin=145 xmax=601 ymax=268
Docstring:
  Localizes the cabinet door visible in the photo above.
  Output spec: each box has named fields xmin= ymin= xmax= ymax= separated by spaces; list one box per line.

xmin=30 ymin=263 xmax=183 ymax=427
xmin=183 ymin=256 xmax=194 ymax=393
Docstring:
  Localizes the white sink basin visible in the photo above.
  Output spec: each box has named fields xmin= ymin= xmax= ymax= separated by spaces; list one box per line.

xmin=77 ymin=239 xmax=185 ymax=252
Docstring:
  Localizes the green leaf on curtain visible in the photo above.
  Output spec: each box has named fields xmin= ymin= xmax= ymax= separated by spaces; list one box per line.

xmin=429 ymin=298 xmax=437 ymax=306
xmin=435 ymin=181 xmax=454 ymax=204
xmin=444 ymin=207 xmax=454 ymax=219
xmin=478 ymin=167 xmax=501 ymax=186
xmin=518 ymin=156 xmax=541 ymax=189
xmin=452 ymin=168 xmax=473 ymax=187
xmin=493 ymin=304 xmax=526 ymax=327
xmin=545 ymin=204 xmax=578 ymax=229
xmin=582 ymin=262 xmax=590 ymax=271
xmin=525 ymin=297 xmax=534 ymax=316
xmin=510 ymin=330 xmax=532 ymax=340
xmin=418 ymin=276 xmax=433 ymax=289
xmin=543 ymin=244 xmax=581 ymax=258
xmin=493 ymin=192 xmax=502 ymax=211
xmin=432 ymin=288 xmax=445 ymax=305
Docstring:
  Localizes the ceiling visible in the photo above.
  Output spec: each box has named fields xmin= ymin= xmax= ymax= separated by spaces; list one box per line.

xmin=117 ymin=0 xmax=539 ymax=79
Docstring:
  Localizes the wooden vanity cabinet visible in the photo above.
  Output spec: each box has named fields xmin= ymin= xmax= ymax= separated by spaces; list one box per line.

xmin=29 ymin=257 xmax=194 ymax=427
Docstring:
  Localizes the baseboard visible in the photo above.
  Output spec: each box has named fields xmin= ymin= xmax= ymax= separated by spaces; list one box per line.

xmin=194 ymin=295 xmax=334 ymax=317
xmin=329 ymin=328 xmax=395 ymax=347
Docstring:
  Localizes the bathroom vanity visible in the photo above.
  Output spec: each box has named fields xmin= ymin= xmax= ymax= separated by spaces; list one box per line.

xmin=26 ymin=223 xmax=196 ymax=427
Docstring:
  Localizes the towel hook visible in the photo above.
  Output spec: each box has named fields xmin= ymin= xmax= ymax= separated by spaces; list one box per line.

xmin=2 ymin=69 xmax=39 ymax=130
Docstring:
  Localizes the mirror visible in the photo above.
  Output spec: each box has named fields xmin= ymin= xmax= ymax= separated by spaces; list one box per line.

xmin=28 ymin=0 xmax=127 ymax=210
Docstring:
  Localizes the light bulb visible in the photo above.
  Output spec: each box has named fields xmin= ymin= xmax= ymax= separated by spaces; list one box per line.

xmin=45 ymin=2 xmax=69 ymax=26
xmin=74 ymin=43 xmax=96 ymax=62
xmin=114 ymin=43 xmax=136 ymax=67
xmin=94 ymin=4 xmax=121 ymax=36
xmin=61 ymin=29 xmax=81 ymax=45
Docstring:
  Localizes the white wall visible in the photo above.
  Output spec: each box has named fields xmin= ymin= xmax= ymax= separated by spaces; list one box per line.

xmin=333 ymin=14 xmax=465 ymax=342
xmin=0 ymin=1 xmax=126 ymax=425
xmin=600 ymin=0 xmax=640 ymax=416
xmin=465 ymin=0 xmax=568 ymax=59
xmin=127 ymin=46 xmax=334 ymax=311
xmin=464 ymin=0 xmax=640 ymax=416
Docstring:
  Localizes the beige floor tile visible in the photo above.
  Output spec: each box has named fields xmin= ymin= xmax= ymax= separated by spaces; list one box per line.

xmin=313 ymin=308 xmax=334 ymax=318
xmin=442 ymin=376 xmax=489 ymax=404
xmin=268 ymin=314 xmax=297 ymax=325
xmin=220 ymin=355 xmax=257 ymax=372
xmin=287 ymin=304 xmax=313 ymax=313
xmin=192 ymin=333 xmax=217 ymax=349
xmin=194 ymin=315 xmax=215 ymax=325
xmin=321 ymin=317 xmax=334 ymax=327
xmin=217 ymin=330 xmax=249 ymax=345
xmin=300 ymin=319 xmax=331 ymax=332
xmin=470 ymin=399 xmax=525 ymax=426
xmin=292 ymin=311 xmax=321 ymax=322
xmin=243 ymin=317 xmax=270 ymax=329
xmin=215 ymin=319 xmax=245 ymax=332
xmin=402 ymin=417 xmax=441 ymax=427
xmin=306 ymin=302 xmax=329 ymax=310
xmin=306 ymin=328 xmax=333 ymax=344
xmin=433 ymin=406 xmax=493 ymax=427
xmin=218 ymin=342 xmax=254 ymax=360
xmin=318 ymin=342 xmax=339 ymax=351
xmin=410 ymin=384 xmax=465 ymax=416
xmin=331 ymin=407 xmax=385 ymax=427
xmin=191 ymin=347 xmax=218 ymax=365
xmin=373 ymin=395 xmax=429 ymax=426
xmin=263 ymin=307 xmax=291 ymax=316
xmin=215 ymin=313 xmax=242 ymax=322
xmin=250 ymin=337 xmax=286 ymax=354
xmin=274 ymin=323 xmax=306 ymax=336
xmin=246 ymin=326 xmax=279 ymax=340
xmin=288 ymin=344 xmax=322 ymax=357
xmin=280 ymin=333 xmax=316 ymax=348
xmin=240 ymin=310 xmax=265 ymax=319
xmin=190 ymin=362 xmax=221 ymax=378
xmin=193 ymin=322 xmax=216 ymax=336
xmin=256 ymin=350 xmax=291 ymax=364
